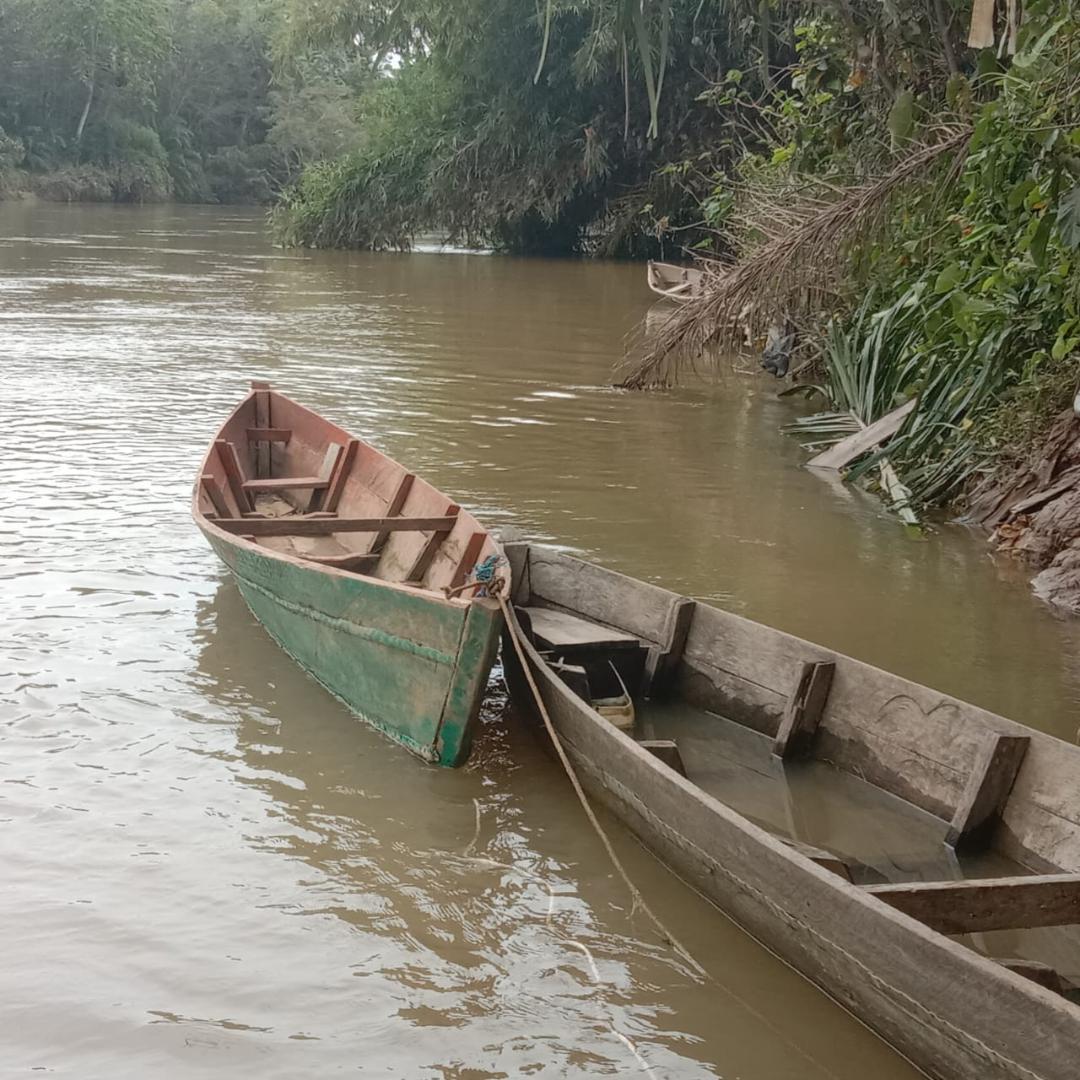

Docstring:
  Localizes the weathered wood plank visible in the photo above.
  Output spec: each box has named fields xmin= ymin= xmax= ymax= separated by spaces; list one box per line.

xmin=449 ymin=530 xmax=488 ymax=591
xmin=406 ymin=503 xmax=460 ymax=583
xmin=253 ymin=386 xmax=271 ymax=478
xmin=642 ymin=596 xmax=696 ymax=697
xmin=306 ymin=443 xmax=343 ymax=513
xmin=527 ymin=547 xmax=677 ymax=645
xmin=806 ymin=399 xmax=916 ymax=471
xmin=505 ymin=598 xmax=1080 ymax=1080
xmin=774 ymin=661 xmax=835 ymax=759
xmin=246 ymin=427 xmax=291 ymax=443
xmin=946 ymin=733 xmax=1030 ymax=850
xmin=214 ymin=515 xmax=459 ymax=537
xmin=865 ymin=874 xmax=1080 ymax=934
xmin=372 ymin=472 xmax=415 ymax=553
xmin=522 ymin=606 xmax=640 ymax=653
xmin=214 ymin=439 xmax=253 ymax=514
xmin=323 ymin=439 xmax=359 ymax=514
xmin=199 ymin=473 xmax=231 ymax=518
xmin=242 ymin=476 xmax=329 ymax=492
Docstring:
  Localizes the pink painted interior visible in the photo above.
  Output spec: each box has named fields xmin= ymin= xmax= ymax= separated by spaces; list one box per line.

xmin=195 ymin=388 xmax=499 ymax=593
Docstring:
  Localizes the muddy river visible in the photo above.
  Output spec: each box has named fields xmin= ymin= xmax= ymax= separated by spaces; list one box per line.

xmin=4 ymin=202 xmax=1080 ymax=1078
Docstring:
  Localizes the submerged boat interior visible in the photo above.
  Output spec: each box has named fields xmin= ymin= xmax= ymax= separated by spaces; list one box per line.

xmin=196 ymin=383 xmax=497 ymax=596
xmin=506 ymin=543 xmax=1080 ymax=1000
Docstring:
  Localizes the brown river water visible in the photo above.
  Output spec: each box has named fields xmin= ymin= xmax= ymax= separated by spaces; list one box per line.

xmin=4 ymin=202 xmax=1080 ymax=1078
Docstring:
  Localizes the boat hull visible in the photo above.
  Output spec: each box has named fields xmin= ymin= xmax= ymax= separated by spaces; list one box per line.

xmin=502 ymin=543 xmax=1080 ymax=1080
xmin=204 ymin=527 xmax=500 ymax=766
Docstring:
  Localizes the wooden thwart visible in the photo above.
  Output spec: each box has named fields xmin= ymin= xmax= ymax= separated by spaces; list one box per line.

xmin=865 ymin=874 xmax=1080 ymax=934
xmin=946 ymin=733 xmax=1029 ymax=850
xmin=774 ymin=661 xmax=835 ymax=758
xmin=213 ymin=515 xmax=459 ymax=537
xmin=246 ymin=427 xmax=291 ymax=444
xmin=242 ymin=476 xmax=330 ymax=492
xmin=521 ymin=606 xmax=640 ymax=654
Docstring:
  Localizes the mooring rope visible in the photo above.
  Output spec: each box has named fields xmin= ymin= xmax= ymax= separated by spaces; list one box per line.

xmin=494 ymin=586 xmax=708 ymax=980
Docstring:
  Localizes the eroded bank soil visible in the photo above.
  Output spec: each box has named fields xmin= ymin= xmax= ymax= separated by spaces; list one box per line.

xmin=970 ymin=410 xmax=1080 ymax=613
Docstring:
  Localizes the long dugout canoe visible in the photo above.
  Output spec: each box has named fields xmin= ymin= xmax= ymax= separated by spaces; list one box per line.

xmin=501 ymin=542 xmax=1080 ymax=1080
xmin=192 ymin=383 xmax=503 ymax=766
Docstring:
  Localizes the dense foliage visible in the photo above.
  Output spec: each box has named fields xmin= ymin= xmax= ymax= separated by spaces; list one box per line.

xmin=614 ymin=1 xmax=1080 ymax=516
xmin=0 ymin=0 xmax=362 ymax=202
xmin=779 ymin=3 xmax=1080 ymax=510
xmin=272 ymin=0 xmax=792 ymax=253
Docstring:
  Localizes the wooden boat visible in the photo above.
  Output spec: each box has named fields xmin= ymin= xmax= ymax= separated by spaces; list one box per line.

xmin=193 ymin=382 xmax=503 ymax=766
xmin=646 ymin=260 xmax=705 ymax=301
xmin=501 ymin=542 xmax=1080 ymax=1080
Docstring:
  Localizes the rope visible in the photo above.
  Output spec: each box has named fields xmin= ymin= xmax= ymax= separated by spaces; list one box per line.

xmin=495 ymin=587 xmax=708 ymax=979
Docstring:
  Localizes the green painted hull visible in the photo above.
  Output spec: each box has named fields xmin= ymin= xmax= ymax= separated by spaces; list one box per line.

xmin=203 ymin=529 xmax=501 ymax=766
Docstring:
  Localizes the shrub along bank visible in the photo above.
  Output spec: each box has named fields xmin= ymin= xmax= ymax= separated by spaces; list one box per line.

xmin=621 ymin=2 xmax=1080 ymax=608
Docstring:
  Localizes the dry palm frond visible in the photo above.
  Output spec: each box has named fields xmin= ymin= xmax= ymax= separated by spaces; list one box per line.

xmin=617 ymin=125 xmax=972 ymax=389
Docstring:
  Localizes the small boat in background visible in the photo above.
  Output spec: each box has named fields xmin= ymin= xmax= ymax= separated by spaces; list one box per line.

xmin=193 ymin=382 xmax=503 ymax=766
xmin=502 ymin=542 xmax=1080 ymax=1080
xmin=646 ymin=260 xmax=705 ymax=301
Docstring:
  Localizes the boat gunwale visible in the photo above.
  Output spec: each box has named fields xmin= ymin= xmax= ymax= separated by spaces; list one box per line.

xmin=502 ymin=542 xmax=1080 ymax=1079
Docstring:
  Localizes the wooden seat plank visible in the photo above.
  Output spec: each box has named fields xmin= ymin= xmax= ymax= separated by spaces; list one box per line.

xmin=864 ymin=874 xmax=1080 ymax=934
xmin=242 ymin=476 xmax=330 ymax=492
xmin=521 ymin=606 xmax=640 ymax=653
xmin=246 ymin=427 xmax=291 ymax=443
xmin=214 ymin=515 xmax=459 ymax=537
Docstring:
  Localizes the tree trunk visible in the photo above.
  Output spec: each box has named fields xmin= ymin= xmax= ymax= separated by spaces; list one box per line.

xmin=75 ymin=78 xmax=95 ymax=144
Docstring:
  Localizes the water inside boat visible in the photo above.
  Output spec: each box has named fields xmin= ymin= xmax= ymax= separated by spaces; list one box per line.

xmin=636 ymin=697 xmax=1080 ymax=992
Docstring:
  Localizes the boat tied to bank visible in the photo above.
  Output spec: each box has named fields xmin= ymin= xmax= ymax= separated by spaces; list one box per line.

xmin=193 ymin=382 xmax=503 ymax=766
xmin=501 ymin=542 xmax=1080 ymax=1080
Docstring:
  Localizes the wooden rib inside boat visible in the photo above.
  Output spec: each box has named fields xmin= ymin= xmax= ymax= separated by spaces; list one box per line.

xmin=193 ymin=382 xmax=503 ymax=766
xmin=502 ymin=542 xmax=1080 ymax=1080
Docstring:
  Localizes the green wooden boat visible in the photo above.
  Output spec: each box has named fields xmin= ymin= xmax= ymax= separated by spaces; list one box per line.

xmin=192 ymin=382 xmax=504 ymax=766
